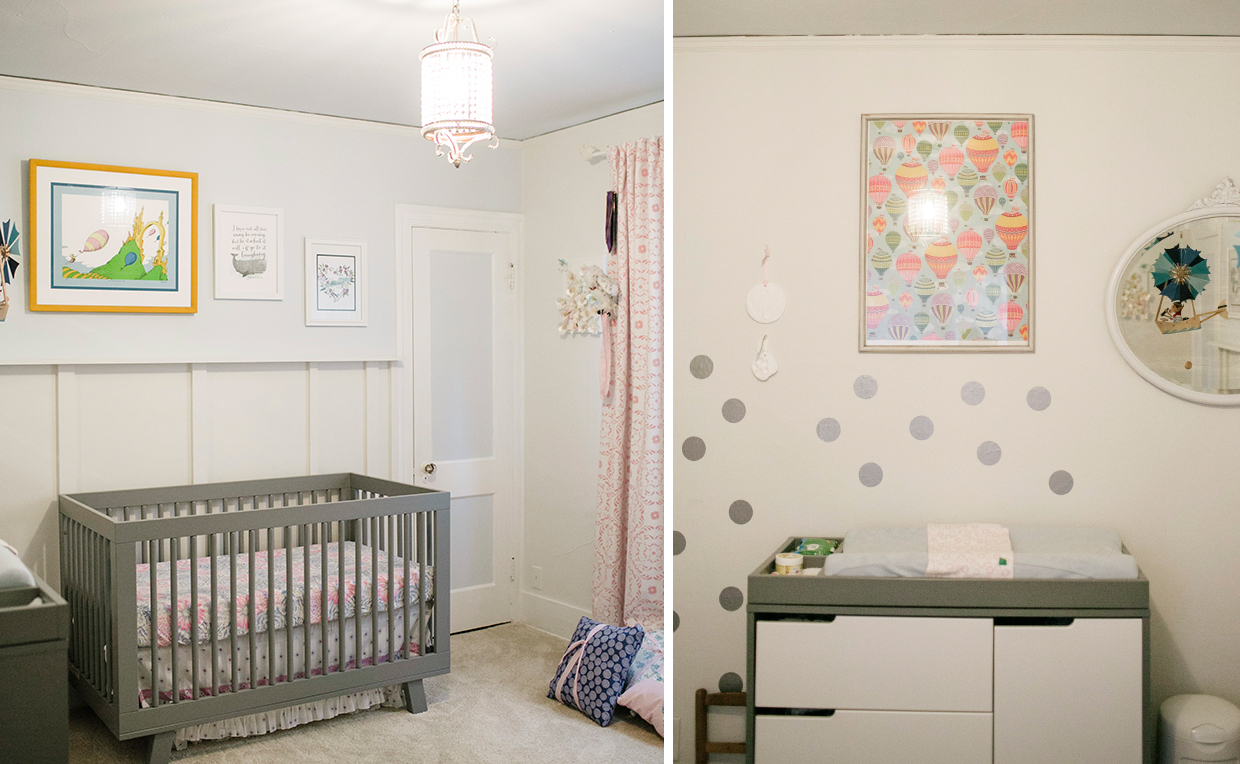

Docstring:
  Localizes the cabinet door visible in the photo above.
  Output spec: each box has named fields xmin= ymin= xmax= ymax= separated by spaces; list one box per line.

xmin=755 ymin=616 xmax=992 ymax=712
xmin=755 ymin=711 xmax=992 ymax=764
xmin=994 ymin=618 xmax=1142 ymax=764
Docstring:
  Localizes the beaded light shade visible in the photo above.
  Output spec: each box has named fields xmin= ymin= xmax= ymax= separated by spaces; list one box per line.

xmin=420 ymin=1 xmax=497 ymax=168
xmin=906 ymin=190 xmax=950 ymax=240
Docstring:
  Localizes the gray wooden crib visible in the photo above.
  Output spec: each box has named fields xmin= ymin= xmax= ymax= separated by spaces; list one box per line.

xmin=58 ymin=473 xmax=449 ymax=764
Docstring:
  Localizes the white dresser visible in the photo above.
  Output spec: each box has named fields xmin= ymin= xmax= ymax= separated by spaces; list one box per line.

xmin=745 ymin=540 xmax=1151 ymax=764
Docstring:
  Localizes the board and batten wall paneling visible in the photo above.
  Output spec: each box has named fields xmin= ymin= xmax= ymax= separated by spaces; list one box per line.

xmin=673 ymin=35 xmax=1240 ymax=757
xmin=3 ymin=361 xmax=394 ymax=586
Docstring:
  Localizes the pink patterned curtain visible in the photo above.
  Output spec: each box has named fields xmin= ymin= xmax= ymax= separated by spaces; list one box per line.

xmin=593 ymin=137 xmax=664 ymax=629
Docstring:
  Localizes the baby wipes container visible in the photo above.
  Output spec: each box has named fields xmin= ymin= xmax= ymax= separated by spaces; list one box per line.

xmin=1160 ymin=694 xmax=1240 ymax=763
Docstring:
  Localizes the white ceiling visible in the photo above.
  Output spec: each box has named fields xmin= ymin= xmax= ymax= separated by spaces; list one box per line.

xmin=675 ymin=0 xmax=1240 ymax=37
xmin=0 ymin=0 xmax=664 ymax=140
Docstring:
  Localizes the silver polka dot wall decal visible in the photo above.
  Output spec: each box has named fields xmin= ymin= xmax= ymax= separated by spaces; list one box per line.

xmin=673 ymin=612 xmax=679 ymax=631
xmin=722 ymin=398 xmax=746 ymax=423
xmin=1028 ymin=386 xmax=1052 ymax=411
xmin=961 ymin=381 xmax=985 ymax=405
xmin=719 ymin=672 xmax=744 ymax=693
xmin=673 ymin=531 xmax=686 ymax=555
xmin=817 ymin=418 xmax=841 ymax=442
xmin=729 ymin=500 xmax=753 ymax=525
xmin=719 ymin=586 xmax=744 ymax=612
xmin=854 ymin=375 xmax=878 ymax=399
xmin=909 ymin=415 xmax=934 ymax=440
xmin=859 ymin=462 xmax=883 ymax=487
xmin=977 ymin=441 xmax=1002 ymax=466
xmin=682 ymin=437 xmax=706 ymax=461
xmin=690 ymin=355 xmax=714 ymax=379
xmin=1049 ymin=470 xmax=1074 ymax=495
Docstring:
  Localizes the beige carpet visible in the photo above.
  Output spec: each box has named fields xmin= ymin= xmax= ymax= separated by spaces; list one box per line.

xmin=69 ymin=623 xmax=663 ymax=763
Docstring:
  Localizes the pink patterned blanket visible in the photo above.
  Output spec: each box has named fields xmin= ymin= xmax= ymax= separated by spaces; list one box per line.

xmin=136 ymin=542 xmax=432 ymax=648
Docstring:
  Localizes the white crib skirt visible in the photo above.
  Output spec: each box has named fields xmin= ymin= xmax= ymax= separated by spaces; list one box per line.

xmin=136 ymin=609 xmax=424 ymax=748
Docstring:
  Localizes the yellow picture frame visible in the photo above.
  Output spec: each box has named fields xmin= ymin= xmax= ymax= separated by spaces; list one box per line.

xmin=28 ymin=159 xmax=198 ymax=313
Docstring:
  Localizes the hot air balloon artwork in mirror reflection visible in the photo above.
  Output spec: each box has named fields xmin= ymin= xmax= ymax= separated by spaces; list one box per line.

xmin=860 ymin=115 xmax=1033 ymax=352
xmin=1107 ymin=185 xmax=1240 ymax=404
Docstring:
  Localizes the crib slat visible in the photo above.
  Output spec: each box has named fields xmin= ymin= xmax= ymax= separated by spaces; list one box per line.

xmin=209 ymin=532 xmax=218 ymax=699
xmin=285 ymin=525 xmax=293 ymax=683
xmin=191 ymin=528 xmax=199 ymax=701
xmin=371 ymin=516 xmax=378 ymax=665
xmin=149 ymin=539 xmax=159 ymax=708
xmin=104 ymin=528 xmax=114 ymax=702
xmin=354 ymin=517 xmax=361 ymax=670
xmin=302 ymin=522 xmax=311 ymax=679
xmin=402 ymin=513 xmax=410 ymax=660
xmin=249 ymin=527 xmax=257 ymax=692
xmin=321 ymin=520 xmax=328 ymax=677
xmin=418 ymin=512 xmax=426 ymax=656
xmin=170 ymin=530 xmax=179 ymax=703
xmin=338 ymin=519 xmax=345 ymax=672
xmin=230 ymin=531 xmax=238 ymax=695
xmin=267 ymin=526 xmax=275 ymax=686
xmin=387 ymin=513 xmax=394 ymax=664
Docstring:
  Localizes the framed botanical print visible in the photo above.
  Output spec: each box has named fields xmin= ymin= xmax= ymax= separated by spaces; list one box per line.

xmin=304 ymin=237 xmax=366 ymax=326
xmin=860 ymin=115 xmax=1033 ymax=352
xmin=28 ymin=160 xmax=197 ymax=313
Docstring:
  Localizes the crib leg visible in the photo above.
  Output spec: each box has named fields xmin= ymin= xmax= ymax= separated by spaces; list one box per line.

xmin=145 ymin=730 xmax=175 ymax=764
xmin=402 ymin=679 xmax=428 ymax=714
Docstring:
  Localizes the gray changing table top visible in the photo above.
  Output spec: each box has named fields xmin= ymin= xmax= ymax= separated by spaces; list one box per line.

xmin=749 ymin=537 xmax=1149 ymax=611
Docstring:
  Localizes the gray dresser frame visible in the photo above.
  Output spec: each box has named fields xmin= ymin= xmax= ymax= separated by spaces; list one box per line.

xmin=746 ymin=537 xmax=1153 ymax=764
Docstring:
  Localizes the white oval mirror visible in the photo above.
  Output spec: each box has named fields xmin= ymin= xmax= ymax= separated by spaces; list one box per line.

xmin=1106 ymin=201 xmax=1240 ymax=404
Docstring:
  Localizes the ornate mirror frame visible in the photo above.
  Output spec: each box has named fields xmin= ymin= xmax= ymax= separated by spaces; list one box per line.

xmin=1105 ymin=179 xmax=1240 ymax=405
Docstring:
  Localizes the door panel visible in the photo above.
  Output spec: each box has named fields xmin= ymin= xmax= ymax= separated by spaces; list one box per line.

xmin=412 ymin=227 xmax=514 ymax=633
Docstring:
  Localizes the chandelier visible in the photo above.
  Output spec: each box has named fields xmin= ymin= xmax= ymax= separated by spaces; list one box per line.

xmin=420 ymin=1 xmax=497 ymax=168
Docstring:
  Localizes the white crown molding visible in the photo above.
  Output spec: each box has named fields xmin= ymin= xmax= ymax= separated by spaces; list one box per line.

xmin=0 ymin=75 xmax=523 ymax=148
xmin=674 ymin=34 xmax=1240 ymax=54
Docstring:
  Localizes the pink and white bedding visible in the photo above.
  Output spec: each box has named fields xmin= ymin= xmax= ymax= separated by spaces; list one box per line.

xmin=136 ymin=541 xmax=433 ymax=648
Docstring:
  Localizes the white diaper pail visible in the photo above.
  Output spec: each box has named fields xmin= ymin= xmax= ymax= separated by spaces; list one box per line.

xmin=1160 ymin=694 xmax=1240 ymax=763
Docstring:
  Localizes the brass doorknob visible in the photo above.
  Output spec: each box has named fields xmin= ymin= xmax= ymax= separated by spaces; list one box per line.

xmin=423 ymin=463 xmax=436 ymax=475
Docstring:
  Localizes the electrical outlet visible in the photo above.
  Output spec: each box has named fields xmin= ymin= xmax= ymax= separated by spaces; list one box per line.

xmin=532 ymin=566 xmax=543 ymax=590
xmin=673 ymin=718 xmax=681 ymax=761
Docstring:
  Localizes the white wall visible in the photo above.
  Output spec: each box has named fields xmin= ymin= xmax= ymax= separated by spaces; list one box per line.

xmin=0 ymin=77 xmax=522 ymax=587
xmin=673 ymin=36 xmax=1240 ymax=757
xmin=0 ymin=76 xmax=521 ymax=363
xmin=519 ymin=103 xmax=664 ymax=638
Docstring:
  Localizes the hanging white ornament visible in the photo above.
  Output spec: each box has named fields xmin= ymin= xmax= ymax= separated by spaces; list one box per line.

xmin=746 ymin=245 xmax=785 ymax=323
xmin=752 ymin=335 xmax=778 ymax=381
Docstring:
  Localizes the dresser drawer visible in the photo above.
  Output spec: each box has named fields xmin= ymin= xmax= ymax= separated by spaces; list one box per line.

xmin=754 ymin=616 xmax=992 ymax=711
xmin=754 ymin=710 xmax=992 ymax=764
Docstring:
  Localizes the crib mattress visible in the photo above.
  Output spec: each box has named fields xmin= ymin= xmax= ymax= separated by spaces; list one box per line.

xmin=824 ymin=527 xmax=1138 ymax=579
xmin=137 ymin=541 xmax=433 ymax=648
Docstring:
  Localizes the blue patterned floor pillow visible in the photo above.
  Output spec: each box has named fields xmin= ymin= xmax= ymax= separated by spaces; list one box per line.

xmin=547 ymin=616 xmax=645 ymax=726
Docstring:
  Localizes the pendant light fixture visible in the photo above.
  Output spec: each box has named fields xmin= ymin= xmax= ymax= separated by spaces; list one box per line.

xmin=420 ymin=0 xmax=497 ymax=168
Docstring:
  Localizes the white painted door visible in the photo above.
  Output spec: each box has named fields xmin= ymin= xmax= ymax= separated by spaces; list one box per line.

xmin=411 ymin=227 xmax=515 ymax=633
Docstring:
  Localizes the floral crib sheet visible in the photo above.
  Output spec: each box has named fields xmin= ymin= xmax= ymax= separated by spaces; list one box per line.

xmin=136 ymin=541 xmax=433 ymax=648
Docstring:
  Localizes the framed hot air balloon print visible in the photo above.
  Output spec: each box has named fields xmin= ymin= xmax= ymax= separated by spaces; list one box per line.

xmin=28 ymin=160 xmax=198 ymax=313
xmin=860 ymin=115 xmax=1033 ymax=352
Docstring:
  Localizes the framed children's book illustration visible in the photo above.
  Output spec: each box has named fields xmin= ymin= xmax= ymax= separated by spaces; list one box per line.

xmin=28 ymin=160 xmax=198 ymax=313
xmin=304 ymin=237 xmax=366 ymax=327
xmin=860 ymin=115 xmax=1033 ymax=352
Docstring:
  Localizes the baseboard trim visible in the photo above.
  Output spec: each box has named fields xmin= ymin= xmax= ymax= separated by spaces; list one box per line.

xmin=517 ymin=591 xmax=591 ymax=640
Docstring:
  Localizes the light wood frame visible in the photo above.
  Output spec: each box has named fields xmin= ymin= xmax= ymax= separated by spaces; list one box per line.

xmin=859 ymin=114 xmax=1034 ymax=353
xmin=28 ymin=160 xmax=198 ymax=314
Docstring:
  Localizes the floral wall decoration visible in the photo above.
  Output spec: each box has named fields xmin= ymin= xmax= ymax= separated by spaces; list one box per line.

xmin=557 ymin=259 xmax=619 ymax=335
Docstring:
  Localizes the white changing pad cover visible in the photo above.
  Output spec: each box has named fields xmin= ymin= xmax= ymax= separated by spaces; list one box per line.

xmin=825 ymin=526 xmax=1138 ymax=579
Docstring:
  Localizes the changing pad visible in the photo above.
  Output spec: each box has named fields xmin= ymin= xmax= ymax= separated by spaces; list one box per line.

xmin=824 ymin=526 xmax=1138 ymax=579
